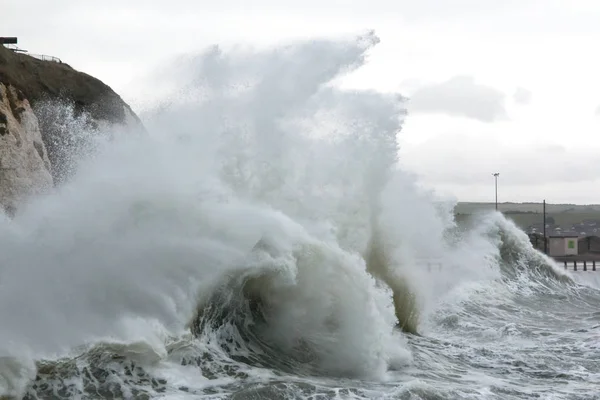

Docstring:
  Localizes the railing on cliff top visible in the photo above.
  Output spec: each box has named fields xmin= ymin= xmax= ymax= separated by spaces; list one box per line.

xmin=3 ymin=44 xmax=62 ymax=63
xmin=28 ymin=53 xmax=62 ymax=63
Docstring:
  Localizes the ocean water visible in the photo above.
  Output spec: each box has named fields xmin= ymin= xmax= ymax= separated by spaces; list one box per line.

xmin=0 ymin=33 xmax=599 ymax=400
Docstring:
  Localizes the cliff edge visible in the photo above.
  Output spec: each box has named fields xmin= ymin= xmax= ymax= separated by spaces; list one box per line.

xmin=0 ymin=45 xmax=145 ymax=215
xmin=0 ymin=45 xmax=141 ymax=126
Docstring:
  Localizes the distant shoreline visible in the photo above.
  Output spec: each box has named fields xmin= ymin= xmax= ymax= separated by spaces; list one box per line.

xmin=455 ymin=202 xmax=600 ymax=237
xmin=455 ymin=202 xmax=600 ymax=214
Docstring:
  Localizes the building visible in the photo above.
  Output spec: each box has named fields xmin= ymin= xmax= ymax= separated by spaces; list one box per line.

xmin=578 ymin=235 xmax=600 ymax=254
xmin=0 ymin=37 xmax=18 ymax=45
xmin=548 ymin=235 xmax=579 ymax=257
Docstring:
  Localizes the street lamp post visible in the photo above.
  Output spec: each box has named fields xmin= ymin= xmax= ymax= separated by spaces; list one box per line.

xmin=492 ymin=173 xmax=499 ymax=211
xmin=543 ymin=199 xmax=547 ymax=254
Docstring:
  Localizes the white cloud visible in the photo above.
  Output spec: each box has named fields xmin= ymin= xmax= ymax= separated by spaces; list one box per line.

xmin=513 ymin=87 xmax=532 ymax=105
xmin=407 ymin=76 xmax=507 ymax=122
xmin=402 ymin=132 xmax=599 ymax=185
xmin=3 ymin=0 xmax=527 ymax=21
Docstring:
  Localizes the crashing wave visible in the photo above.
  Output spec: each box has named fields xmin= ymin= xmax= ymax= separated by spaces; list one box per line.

xmin=0 ymin=31 xmax=588 ymax=400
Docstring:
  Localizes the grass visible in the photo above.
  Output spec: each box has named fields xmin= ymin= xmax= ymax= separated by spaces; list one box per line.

xmin=0 ymin=45 xmax=131 ymax=123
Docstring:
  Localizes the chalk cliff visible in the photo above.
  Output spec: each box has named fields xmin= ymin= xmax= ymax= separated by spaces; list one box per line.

xmin=0 ymin=83 xmax=53 ymax=216
xmin=0 ymin=45 xmax=145 ymax=214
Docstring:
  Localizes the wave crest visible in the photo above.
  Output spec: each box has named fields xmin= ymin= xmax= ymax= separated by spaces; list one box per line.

xmin=190 ymin=232 xmax=409 ymax=379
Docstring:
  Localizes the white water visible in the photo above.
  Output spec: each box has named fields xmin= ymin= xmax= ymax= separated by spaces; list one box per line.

xmin=0 ymin=33 xmax=598 ymax=399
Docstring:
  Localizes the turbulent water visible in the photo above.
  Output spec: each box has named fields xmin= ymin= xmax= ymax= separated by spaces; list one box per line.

xmin=1 ymin=33 xmax=599 ymax=400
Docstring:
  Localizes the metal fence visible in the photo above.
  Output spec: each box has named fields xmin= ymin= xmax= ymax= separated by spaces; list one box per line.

xmin=2 ymin=44 xmax=62 ymax=63
xmin=28 ymin=53 xmax=62 ymax=63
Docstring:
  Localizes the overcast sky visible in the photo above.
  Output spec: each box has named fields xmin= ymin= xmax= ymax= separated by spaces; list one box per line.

xmin=5 ymin=0 xmax=600 ymax=204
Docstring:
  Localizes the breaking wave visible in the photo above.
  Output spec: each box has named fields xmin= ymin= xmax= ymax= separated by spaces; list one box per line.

xmin=0 ymin=32 xmax=589 ymax=399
